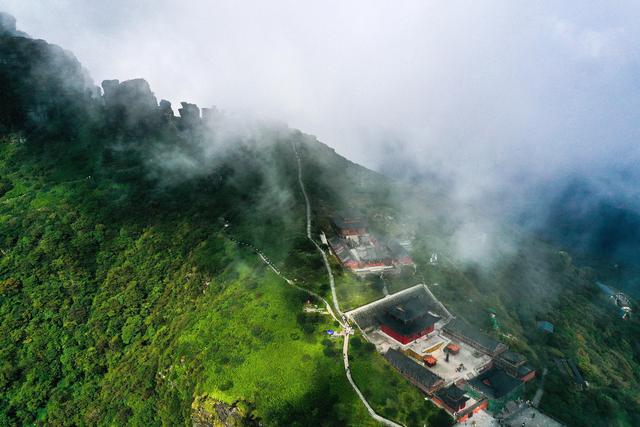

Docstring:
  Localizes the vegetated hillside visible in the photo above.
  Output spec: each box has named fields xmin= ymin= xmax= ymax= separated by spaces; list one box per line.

xmin=0 ymin=15 xmax=449 ymax=427
xmin=277 ymin=125 xmax=640 ymax=426
xmin=1 ymin=13 xmax=639 ymax=427
xmin=300 ymin=133 xmax=640 ymax=426
xmin=537 ymin=177 xmax=640 ymax=298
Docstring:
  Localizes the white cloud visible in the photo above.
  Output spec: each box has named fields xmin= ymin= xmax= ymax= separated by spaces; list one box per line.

xmin=551 ymin=17 xmax=628 ymax=61
xmin=2 ymin=0 xmax=639 ymax=207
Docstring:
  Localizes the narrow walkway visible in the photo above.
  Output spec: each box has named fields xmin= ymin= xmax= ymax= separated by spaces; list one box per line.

xmin=533 ymin=367 xmax=548 ymax=407
xmin=292 ymin=142 xmax=403 ymax=427
xmin=292 ymin=143 xmax=343 ymax=319
xmin=380 ymin=274 xmax=389 ymax=297
xmin=223 ymin=233 xmax=342 ymax=325
xmin=422 ymin=282 xmax=454 ymax=321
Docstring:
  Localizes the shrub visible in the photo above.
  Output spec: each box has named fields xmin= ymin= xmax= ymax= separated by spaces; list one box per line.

xmin=219 ymin=380 xmax=234 ymax=391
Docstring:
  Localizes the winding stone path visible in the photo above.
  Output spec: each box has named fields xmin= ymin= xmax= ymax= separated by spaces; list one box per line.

xmin=292 ymin=142 xmax=403 ymax=427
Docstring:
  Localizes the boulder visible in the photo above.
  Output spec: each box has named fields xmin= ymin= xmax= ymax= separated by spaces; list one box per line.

xmin=191 ymin=396 xmax=258 ymax=427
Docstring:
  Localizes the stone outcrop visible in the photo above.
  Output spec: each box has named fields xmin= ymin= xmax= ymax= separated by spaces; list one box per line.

xmin=101 ymin=79 xmax=120 ymax=98
xmin=102 ymin=78 xmax=157 ymax=110
xmin=0 ymin=13 xmax=28 ymax=37
xmin=0 ymin=14 xmax=93 ymax=132
xmin=101 ymin=78 xmax=160 ymax=131
xmin=191 ymin=396 xmax=258 ymax=427
xmin=159 ymin=99 xmax=174 ymax=121
xmin=178 ymin=102 xmax=201 ymax=128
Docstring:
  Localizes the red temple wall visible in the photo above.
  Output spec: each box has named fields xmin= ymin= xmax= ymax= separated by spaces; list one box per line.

xmin=456 ymin=400 xmax=488 ymax=423
xmin=338 ymin=228 xmax=367 ymax=236
xmin=520 ymin=370 xmax=536 ymax=383
xmin=381 ymin=324 xmax=434 ymax=344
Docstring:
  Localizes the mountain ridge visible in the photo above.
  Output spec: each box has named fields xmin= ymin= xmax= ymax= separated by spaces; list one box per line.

xmin=0 ymin=13 xmax=639 ymax=427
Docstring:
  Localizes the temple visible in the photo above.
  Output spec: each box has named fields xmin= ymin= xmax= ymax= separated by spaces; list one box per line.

xmin=379 ymin=299 xmax=440 ymax=344
xmin=331 ymin=210 xmax=369 ymax=239
xmin=384 ymin=348 xmax=444 ymax=393
xmin=433 ymin=384 xmax=470 ymax=413
xmin=327 ymin=209 xmax=414 ymax=274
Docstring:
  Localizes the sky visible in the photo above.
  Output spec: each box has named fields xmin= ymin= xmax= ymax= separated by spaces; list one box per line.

xmin=2 ymin=1 xmax=640 ymax=206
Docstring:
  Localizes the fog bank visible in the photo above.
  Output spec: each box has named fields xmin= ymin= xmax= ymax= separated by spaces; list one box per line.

xmin=3 ymin=1 xmax=640 ymax=268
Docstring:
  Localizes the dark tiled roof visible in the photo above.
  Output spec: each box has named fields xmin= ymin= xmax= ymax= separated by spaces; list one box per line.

xmin=443 ymin=318 xmax=506 ymax=354
xmin=470 ymin=366 xmax=523 ymax=399
xmin=389 ymin=298 xmax=430 ymax=322
xmin=567 ymin=359 xmax=585 ymax=384
xmin=536 ymin=320 xmax=554 ymax=333
xmin=387 ymin=240 xmax=410 ymax=258
xmin=350 ymin=286 xmax=448 ymax=330
xmin=328 ymin=235 xmax=391 ymax=266
xmin=380 ymin=308 xmax=439 ymax=337
xmin=331 ymin=209 xmax=368 ymax=230
xmin=435 ymin=385 xmax=469 ymax=409
xmin=353 ymin=243 xmax=389 ymax=262
xmin=499 ymin=351 xmax=527 ymax=366
xmin=328 ymin=237 xmax=357 ymax=265
xmin=384 ymin=348 xmax=443 ymax=390
xmin=517 ymin=364 xmax=535 ymax=377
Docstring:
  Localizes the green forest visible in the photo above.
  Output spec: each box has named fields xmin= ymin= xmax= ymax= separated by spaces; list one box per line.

xmin=1 ymin=14 xmax=639 ymax=427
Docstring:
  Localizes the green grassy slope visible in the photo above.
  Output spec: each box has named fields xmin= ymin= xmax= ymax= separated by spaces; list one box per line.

xmin=0 ymin=83 xmax=446 ymax=427
xmin=294 ymin=126 xmax=640 ymax=427
xmin=1 ymin=18 xmax=639 ymax=427
xmin=0 ymin=133 xmax=406 ymax=426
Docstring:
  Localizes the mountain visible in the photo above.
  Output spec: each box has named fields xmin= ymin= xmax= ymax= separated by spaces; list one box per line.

xmin=1 ymin=13 xmax=639 ymax=427
xmin=535 ymin=178 xmax=640 ymax=298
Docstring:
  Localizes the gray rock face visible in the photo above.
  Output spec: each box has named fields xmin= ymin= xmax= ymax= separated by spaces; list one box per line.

xmin=101 ymin=78 xmax=159 ymax=130
xmin=0 ymin=16 xmax=92 ymax=131
xmin=191 ymin=396 xmax=258 ymax=427
xmin=101 ymin=79 xmax=120 ymax=98
xmin=0 ymin=13 xmax=17 ymax=34
xmin=178 ymin=102 xmax=201 ymax=128
xmin=0 ymin=13 xmax=29 ymax=37
xmin=102 ymin=78 xmax=157 ymax=109
xmin=159 ymin=99 xmax=174 ymax=120
xmin=118 ymin=79 xmax=158 ymax=109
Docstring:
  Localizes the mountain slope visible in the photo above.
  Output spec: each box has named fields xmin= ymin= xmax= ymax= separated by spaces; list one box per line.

xmin=0 ymin=16 xmax=448 ymax=427
xmin=1 ymin=13 xmax=639 ymax=427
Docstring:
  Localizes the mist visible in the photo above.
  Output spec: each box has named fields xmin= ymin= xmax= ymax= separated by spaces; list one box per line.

xmin=3 ymin=1 xmax=640 ymax=272
xmin=2 ymin=7 xmax=640 ymax=426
